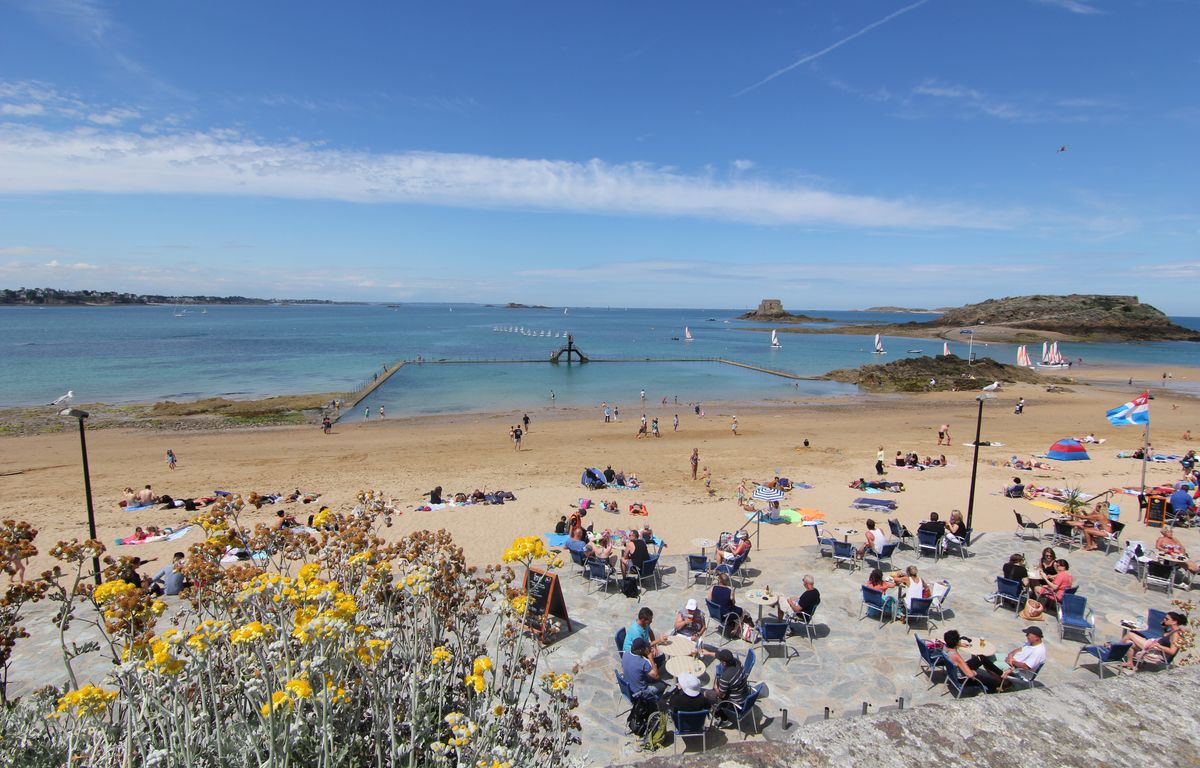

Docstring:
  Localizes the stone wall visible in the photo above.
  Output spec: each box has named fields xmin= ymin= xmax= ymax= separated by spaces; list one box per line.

xmin=756 ymin=299 xmax=784 ymax=316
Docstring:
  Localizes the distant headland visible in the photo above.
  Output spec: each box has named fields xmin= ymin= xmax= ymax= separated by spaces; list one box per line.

xmin=0 ymin=288 xmax=347 ymax=306
xmin=745 ymin=294 xmax=1199 ymax=343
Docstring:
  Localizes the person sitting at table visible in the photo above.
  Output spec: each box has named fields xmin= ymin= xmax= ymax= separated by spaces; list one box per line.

xmin=856 ymin=519 xmax=889 ymax=560
xmin=584 ymin=535 xmax=615 ymax=569
xmin=707 ymin=572 xmax=750 ymax=630
xmin=1004 ymin=477 xmax=1026 ymax=499
xmin=940 ymin=629 xmax=985 ymax=687
xmin=864 ymin=568 xmax=899 ymax=619
xmin=1025 ymin=547 xmax=1058 ymax=587
xmin=779 ymin=574 xmax=820 ymax=621
xmin=967 ymin=626 xmax=1047 ymax=693
xmin=942 ymin=510 xmax=968 ymax=550
xmin=891 ymin=565 xmax=927 ymax=613
xmin=918 ymin=511 xmax=945 ymax=540
xmin=621 ymin=529 xmax=651 ymax=576
xmin=716 ymin=531 xmax=751 ymax=565
xmin=1121 ymin=611 xmax=1187 ymax=669
xmin=621 ymin=637 xmax=665 ymax=700
xmin=622 ymin=607 xmax=669 ymax=662
xmin=698 ymin=648 xmax=749 ymax=715
xmin=564 ymin=527 xmax=588 ymax=556
xmin=1002 ymin=553 xmax=1029 ymax=584
xmin=1080 ymin=510 xmax=1115 ymax=552
xmin=673 ymin=598 xmax=706 ymax=639
xmin=667 ymin=673 xmax=707 ymax=714
xmin=1035 ymin=559 xmax=1072 ymax=609
xmin=1155 ymin=527 xmax=1200 ymax=574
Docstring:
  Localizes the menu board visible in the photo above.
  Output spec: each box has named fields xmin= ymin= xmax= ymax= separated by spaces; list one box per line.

xmin=523 ymin=567 xmax=572 ymax=641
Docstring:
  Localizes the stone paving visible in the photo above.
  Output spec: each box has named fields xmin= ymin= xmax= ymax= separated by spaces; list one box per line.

xmin=5 ymin=523 xmax=1191 ymax=766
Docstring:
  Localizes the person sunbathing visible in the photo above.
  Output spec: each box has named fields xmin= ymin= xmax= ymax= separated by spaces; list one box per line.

xmin=1155 ymin=528 xmax=1200 ymax=574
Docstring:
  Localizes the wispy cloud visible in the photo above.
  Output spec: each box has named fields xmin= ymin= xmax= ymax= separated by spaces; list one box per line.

xmin=0 ymin=121 xmax=1019 ymax=231
xmin=736 ymin=0 xmax=930 ymax=97
xmin=910 ymin=79 xmax=1119 ymax=123
xmin=1033 ymin=0 xmax=1104 ymax=15
xmin=0 ymin=245 xmax=61 ymax=256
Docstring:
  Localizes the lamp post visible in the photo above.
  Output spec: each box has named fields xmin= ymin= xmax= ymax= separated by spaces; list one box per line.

xmin=964 ymin=393 xmax=996 ymax=539
xmin=60 ymin=408 xmax=101 ymax=585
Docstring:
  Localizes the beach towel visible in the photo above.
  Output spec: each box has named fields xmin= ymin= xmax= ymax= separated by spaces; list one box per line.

xmin=1028 ymin=500 xmax=1063 ymax=512
xmin=852 ymin=497 xmax=897 ymax=510
xmin=792 ymin=483 xmax=814 ymax=490
xmin=543 ymin=533 xmax=571 ymax=548
xmin=122 ymin=503 xmax=155 ymax=513
xmin=746 ymin=511 xmax=790 ymax=525
xmin=863 ymin=487 xmax=883 ymax=494
xmin=220 ymin=550 xmax=268 ymax=565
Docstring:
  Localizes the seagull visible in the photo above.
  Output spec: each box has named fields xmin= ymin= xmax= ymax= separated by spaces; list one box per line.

xmin=1057 ymin=145 xmax=1068 ymax=153
xmin=982 ymin=382 xmax=1000 ymax=392
xmin=49 ymin=390 xmax=74 ymax=406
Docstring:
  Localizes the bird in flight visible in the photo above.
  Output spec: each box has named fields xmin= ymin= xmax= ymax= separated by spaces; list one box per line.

xmin=1057 ymin=145 xmax=1068 ymax=153
xmin=49 ymin=390 xmax=74 ymax=406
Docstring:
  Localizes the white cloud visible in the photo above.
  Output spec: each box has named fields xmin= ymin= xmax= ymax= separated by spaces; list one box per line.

xmin=0 ymin=122 xmax=1017 ymax=231
xmin=911 ymin=79 xmax=1117 ymax=123
xmin=0 ymin=245 xmax=60 ymax=256
xmin=86 ymin=107 xmax=140 ymax=125
xmin=1033 ymin=0 xmax=1104 ymax=15
xmin=44 ymin=259 xmax=99 ymax=270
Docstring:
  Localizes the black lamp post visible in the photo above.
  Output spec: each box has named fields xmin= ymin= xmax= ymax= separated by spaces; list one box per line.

xmin=964 ymin=393 xmax=995 ymax=539
xmin=60 ymin=408 xmax=101 ymax=585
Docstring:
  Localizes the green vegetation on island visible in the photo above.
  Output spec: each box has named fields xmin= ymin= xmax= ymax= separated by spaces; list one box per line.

xmin=822 ymin=354 xmax=1066 ymax=392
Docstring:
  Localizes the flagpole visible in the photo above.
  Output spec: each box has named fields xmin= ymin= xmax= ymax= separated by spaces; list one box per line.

xmin=1140 ymin=420 xmax=1150 ymax=493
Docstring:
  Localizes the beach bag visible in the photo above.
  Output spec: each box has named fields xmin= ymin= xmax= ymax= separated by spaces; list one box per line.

xmin=621 ymin=576 xmax=640 ymax=599
xmin=638 ymin=711 xmax=669 ymax=752
xmin=1020 ymin=602 xmax=1045 ymax=621
xmin=626 ymin=692 xmax=658 ymax=737
xmin=741 ymin=622 xmax=760 ymax=644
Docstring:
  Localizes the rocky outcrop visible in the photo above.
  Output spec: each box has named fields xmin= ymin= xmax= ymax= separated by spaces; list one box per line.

xmin=929 ymin=294 xmax=1199 ymax=341
xmin=822 ymin=354 xmax=1058 ymax=392
xmin=738 ymin=299 xmax=834 ymax=323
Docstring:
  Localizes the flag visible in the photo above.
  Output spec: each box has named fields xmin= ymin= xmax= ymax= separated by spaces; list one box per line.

xmin=1106 ymin=391 xmax=1150 ymax=426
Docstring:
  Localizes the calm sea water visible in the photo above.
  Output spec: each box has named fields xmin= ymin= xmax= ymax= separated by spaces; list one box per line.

xmin=2 ymin=304 xmax=1198 ymax=414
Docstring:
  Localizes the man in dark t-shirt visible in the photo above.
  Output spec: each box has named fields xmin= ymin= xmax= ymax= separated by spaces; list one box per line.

xmin=667 ymin=673 xmax=706 ymax=713
xmin=782 ymin=575 xmax=820 ymax=620
xmin=918 ymin=512 xmax=946 ymax=539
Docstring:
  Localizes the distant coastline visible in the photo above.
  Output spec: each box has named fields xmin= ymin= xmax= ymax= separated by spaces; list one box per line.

xmin=0 ymin=288 xmax=355 ymax=306
xmin=860 ymin=306 xmax=945 ymax=314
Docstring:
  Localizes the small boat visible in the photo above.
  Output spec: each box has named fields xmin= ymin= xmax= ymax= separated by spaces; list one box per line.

xmin=201 ymin=308 xmax=208 ymax=315
xmin=1038 ymin=340 xmax=1070 ymax=369
xmin=671 ymin=336 xmax=680 ymax=341
xmin=564 ymin=308 xmax=568 ymax=315
xmin=942 ymin=341 xmax=950 ymax=356
xmin=907 ymin=349 xmax=922 ymax=354
xmin=873 ymin=334 xmax=886 ymax=355
xmin=684 ymin=326 xmax=693 ymax=342
xmin=1017 ymin=345 xmax=1034 ymax=367
xmin=707 ymin=318 xmax=717 ymax=321
xmin=770 ymin=330 xmax=782 ymax=349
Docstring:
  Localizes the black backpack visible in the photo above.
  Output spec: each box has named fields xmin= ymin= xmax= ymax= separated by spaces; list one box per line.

xmin=626 ymin=693 xmax=658 ymax=736
xmin=621 ymin=576 xmax=640 ymax=599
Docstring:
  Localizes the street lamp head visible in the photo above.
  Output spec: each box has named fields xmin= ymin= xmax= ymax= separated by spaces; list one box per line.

xmin=976 ymin=393 xmax=996 ymax=403
xmin=59 ymin=408 xmax=90 ymax=419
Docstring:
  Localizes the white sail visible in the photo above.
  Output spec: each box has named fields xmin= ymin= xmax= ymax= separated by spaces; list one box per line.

xmin=564 ymin=308 xmax=568 ymax=315
xmin=874 ymin=334 xmax=885 ymax=354
xmin=770 ymin=330 xmax=781 ymax=348
xmin=684 ymin=326 xmax=693 ymax=341
xmin=943 ymin=341 xmax=950 ymax=356
xmin=1041 ymin=341 xmax=1050 ymax=364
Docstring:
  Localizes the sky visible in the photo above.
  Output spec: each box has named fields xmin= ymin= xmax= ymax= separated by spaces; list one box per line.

xmin=0 ymin=0 xmax=1197 ymax=312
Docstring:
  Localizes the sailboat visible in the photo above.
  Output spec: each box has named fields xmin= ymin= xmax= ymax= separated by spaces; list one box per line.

xmin=201 ymin=308 xmax=207 ymax=315
xmin=173 ymin=304 xmax=186 ymax=317
xmin=563 ymin=308 xmax=568 ymax=315
xmin=684 ymin=326 xmax=693 ymax=342
xmin=770 ymin=330 xmax=781 ymax=349
xmin=873 ymin=334 xmax=886 ymax=355
xmin=1016 ymin=345 xmax=1033 ymax=367
xmin=1038 ymin=341 xmax=1070 ymax=369
xmin=942 ymin=341 xmax=950 ymax=357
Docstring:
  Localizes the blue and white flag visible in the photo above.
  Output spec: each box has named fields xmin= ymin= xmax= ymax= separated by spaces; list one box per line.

xmin=1106 ymin=391 xmax=1150 ymax=426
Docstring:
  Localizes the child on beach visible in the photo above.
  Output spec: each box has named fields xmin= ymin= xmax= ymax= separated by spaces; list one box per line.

xmin=166 ymin=449 xmax=177 ymax=470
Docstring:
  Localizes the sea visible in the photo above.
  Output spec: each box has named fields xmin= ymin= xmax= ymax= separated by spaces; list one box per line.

xmin=2 ymin=304 xmax=1199 ymax=417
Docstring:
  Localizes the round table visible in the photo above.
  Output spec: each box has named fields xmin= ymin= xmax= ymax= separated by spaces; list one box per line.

xmin=664 ymin=655 xmax=706 ymax=678
xmin=660 ymin=635 xmax=699 ymax=658
xmin=692 ymin=538 xmax=716 ymax=558
xmin=1106 ymin=613 xmax=1146 ymax=632
xmin=833 ymin=527 xmax=859 ymax=542
xmin=742 ymin=589 xmax=779 ymax=623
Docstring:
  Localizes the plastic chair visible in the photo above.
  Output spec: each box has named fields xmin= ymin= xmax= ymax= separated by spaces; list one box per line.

xmin=1075 ymin=642 xmax=1132 ymax=679
xmin=714 ymin=553 xmax=747 ymax=588
xmin=915 ymin=636 xmax=946 ymax=688
xmin=637 ymin=555 xmax=661 ymax=592
xmin=671 ymin=709 xmax=711 ymax=754
xmin=917 ymin=529 xmax=941 ymax=561
xmin=929 ymin=581 xmax=952 ymax=621
xmin=859 ymin=586 xmax=896 ymax=625
xmin=614 ymin=669 xmax=635 ymax=717
xmin=615 ymin=627 xmax=627 ymax=658
xmin=568 ymin=547 xmax=589 ymax=576
xmin=586 ymin=559 xmax=617 ymax=596
xmin=867 ymin=542 xmax=899 ymax=571
xmin=942 ymin=529 xmax=972 ymax=560
xmin=686 ymin=554 xmax=711 ymax=587
xmin=1057 ymin=593 xmax=1095 ymax=643
xmin=994 ymin=577 xmax=1025 ymax=613
xmin=785 ymin=604 xmax=818 ymax=645
xmin=904 ymin=597 xmax=934 ymax=631
xmin=1143 ymin=561 xmax=1174 ymax=596
xmin=1014 ymin=510 xmax=1050 ymax=541
xmin=757 ymin=619 xmax=800 ymax=664
xmin=942 ymin=656 xmax=987 ymax=698
xmin=713 ymin=682 xmax=767 ymax=739
xmin=832 ymin=541 xmax=858 ymax=572
xmin=888 ymin=518 xmax=913 ymax=549
xmin=705 ymin=598 xmax=738 ymax=644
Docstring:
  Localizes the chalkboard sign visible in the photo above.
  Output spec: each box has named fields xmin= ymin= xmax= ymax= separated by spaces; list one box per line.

xmin=523 ymin=567 xmax=572 ymax=641
xmin=1145 ymin=495 xmax=1167 ymax=527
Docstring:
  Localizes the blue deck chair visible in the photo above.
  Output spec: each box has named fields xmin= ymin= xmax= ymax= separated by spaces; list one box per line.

xmin=614 ymin=669 xmax=635 ymax=717
xmin=1075 ymin=642 xmax=1132 ymax=679
xmin=915 ymin=636 xmax=946 ymax=688
xmin=867 ymin=541 xmax=899 ymax=571
xmin=1058 ymin=593 xmax=1095 ymax=643
xmin=785 ymin=604 xmax=818 ymax=645
xmin=757 ymin=619 xmax=800 ymax=664
xmin=832 ymin=541 xmax=858 ymax=572
xmin=705 ymin=598 xmax=738 ymax=644
xmin=859 ymin=586 xmax=897 ymax=625
xmin=814 ymin=526 xmax=836 ymax=557
xmin=568 ymin=547 xmax=589 ymax=576
xmin=671 ymin=709 xmax=711 ymax=754
xmin=942 ymin=529 xmax=972 ymax=560
xmin=586 ymin=559 xmax=617 ymax=596
xmin=888 ymin=518 xmax=913 ymax=549
xmin=615 ymin=627 xmax=627 ymax=659
xmin=904 ymin=597 xmax=934 ymax=632
xmin=994 ymin=577 xmax=1025 ymax=613
xmin=1139 ymin=609 xmax=1168 ymax=641
xmin=637 ymin=555 xmax=661 ymax=592
xmin=1006 ymin=660 xmax=1045 ymax=691
xmin=713 ymin=682 xmax=767 ymax=739
xmin=942 ymin=657 xmax=987 ymax=698
xmin=742 ymin=648 xmax=757 ymax=680
xmin=686 ymin=554 xmax=711 ymax=587
xmin=917 ymin=529 xmax=941 ymax=561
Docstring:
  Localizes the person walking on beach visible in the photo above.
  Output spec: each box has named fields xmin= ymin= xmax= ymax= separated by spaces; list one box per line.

xmin=673 ymin=413 xmax=679 ymax=432
xmin=938 ymin=424 xmax=950 ymax=446
xmin=523 ymin=413 xmax=531 ymax=432
xmin=166 ymin=449 xmax=177 ymax=470
xmin=651 ymin=417 xmax=660 ymax=438
xmin=640 ymin=389 xmax=646 ymax=403
xmin=379 ymin=405 xmax=386 ymax=419
xmin=322 ymin=415 xmax=332 ymax=434
xmin=550 ymin=390 xmax=555 ymax=402
xmin=603 ymin=404 xmax=611 ymax=423
xmin=691 ymin=449 xmax=700 ymax=480
xmin=876 ymin=447 xmax=886 ymax=476
xmin=731 ymin=416 xmax=738 ymax=436
xmin=614 ymin=405 xmax=620 ymax=420
xmin=512 ymin=425 xmax=523 ymax=450
xmin=364 ymin=406 xmax=370 ymax=420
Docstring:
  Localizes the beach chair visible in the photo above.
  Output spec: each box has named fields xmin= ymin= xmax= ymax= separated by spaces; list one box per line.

xmin=866 ymin=542 xmax=899 ymax=571
xmin=615 ymin=627 xmax=627 ymax=659
xmin=757 ymin=619 xmax=800 ymax=665
xmin=859 ymin=586 xmax=896 ymax=625
xmin=713 ymin=682 xmax=767 ymax=739
xmin=832 ymin=541 xmax=858 ymax=573
xmin=1097 ymin=521 xmax=1125 ymax=555
xmin=568 ymin=548 xmax=590 ymax=576
xmin=1014 ymin=510 xmax=1050 ymax=541
xmin=994 ymin=577 xmax=1025 ymax=614
xmin=686 ymin=554 xmax=711 ymax=587
xmin=1143 ymin=561 xmax=1174 ymax=596
xmin=714 ymin=554 xmax=747 ymax=588
xmin=670 ymin=709 xmax=711 ymax=754
xmin=1075 ymin=642 xmax=1132 ymax=679
xmin=915 ymin=636 xmax=947 ymax=688
xmin=1050 ymin=520 xmax=1079 ymax=551
xmin=1138 ymin=609 xmax=1168 ymax=642
xmin=904 ymin=597 xmax=934 ymax=632
xmin=930 ymin=581 xmax=952 ymax=621
xmin=942 ymin=657 xmax=987 ymax=699
xmin=942 ymin=529 xmax=971 ymax=560
xmin=1006 ymin=660 xmax=1044 ymax=691
xmin=813 ymin=526 xmax=836 ymax=558
xmin=586 ymin=559 xmax=617 ymax=596
xmin=742 ymin=648 xmax=757 ymax=679
xmin=916 ymin=529 xmax=941 ymax=561
xmin=888 ymin=518 xmax=913 ymax=549
xmin=614 ymin=669 xmax=635 ymax=717
xmin=705 ymin=598 xmax=739 ymax=644
xmin=784 ymin=604 xmax=818 ymax=645
xmin=637 ymin=555 xmax=661 ymax=592
xmin=1057 ymin=593 xmax=1095 ymax=643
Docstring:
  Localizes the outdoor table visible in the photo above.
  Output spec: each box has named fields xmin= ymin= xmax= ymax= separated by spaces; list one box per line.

xmin=692 ymin=538 xmax=716 ymax=558
xmin=832 ymin=527 xmax=859 ymax=542
xmin=1107 ymin=613 xmax=1146 ymax=633
xmin=742 ymin=589 xmax=779 ymax=624
xmin=664 ymin=655 xmax=706 ymax=679
xmin=660 ymin=635 xmax=699 ymax=658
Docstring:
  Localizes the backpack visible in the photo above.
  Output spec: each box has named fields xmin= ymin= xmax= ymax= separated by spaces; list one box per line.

xmin=626 ymin=693 xmax=658 ymax=736
xmin=621 ymin=576 xmax=640 ymax=599
xmin=639 ymin=711 xmax=669 ymax=751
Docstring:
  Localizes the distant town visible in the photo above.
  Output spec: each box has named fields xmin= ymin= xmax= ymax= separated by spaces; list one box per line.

xmin=0 ymin=288 xmax=345 ymax=306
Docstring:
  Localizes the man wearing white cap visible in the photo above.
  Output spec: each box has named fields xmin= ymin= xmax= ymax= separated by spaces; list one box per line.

xmin=673 ymin=598 xmax=706 ymax=639
xmin=667 ymin=673 xmax=706 ymax=713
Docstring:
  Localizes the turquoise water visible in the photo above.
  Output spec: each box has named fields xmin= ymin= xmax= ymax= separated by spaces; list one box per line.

xmin=2 ymin=304 xmax=1198 ymax=414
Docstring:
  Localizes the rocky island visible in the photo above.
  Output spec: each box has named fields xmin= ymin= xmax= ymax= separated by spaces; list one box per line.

xmin=737 ymin=299 xmax=835 ymax=323
xmin=822 ymin=354 xmax=1065 ymax=393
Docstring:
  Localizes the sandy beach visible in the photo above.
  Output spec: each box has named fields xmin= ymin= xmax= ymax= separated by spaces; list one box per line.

xmin=3 ymin=364 xmax=1197 ymax=577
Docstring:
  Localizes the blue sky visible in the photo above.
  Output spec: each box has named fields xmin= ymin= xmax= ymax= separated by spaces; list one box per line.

xmin=0 ymin=0 xmax=1197 ymax=311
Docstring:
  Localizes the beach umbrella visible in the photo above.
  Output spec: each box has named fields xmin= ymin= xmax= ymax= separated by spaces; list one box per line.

xmin=751 ymin=485 xmax=786 ymax=502
xmin=1046 ymin=439 xmax=1090 ymax=461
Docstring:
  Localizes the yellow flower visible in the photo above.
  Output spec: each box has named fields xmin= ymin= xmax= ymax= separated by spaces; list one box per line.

xmin=259 ymin=690 xmax=292 ymax=717
xmin=298 ymin=563 xmax=321 ymax=582
xmin=230 ymin=620 xmax=274 ymax=644
xmin=347 ymin=550 xmax=373 ymax=566
xmin=472 ymin=656 xmax=492 ymax=675
xmin=508 ymin=595 xmax=528 ymax=615
xmin=93 ymin=580 xmax=135 ymax=605
xmin=463 ymin=674 xmax=486 ymax=694
xmin=56 ymin=685 xmax=118 ymax=718
xmin=492 ymin=704 xmax=506 ymax=716
xmin=311 ymin=507 xmax=332 ymax=528
xmin=145 ymin=636 xmax=185 ymax=675
xmin=285 ymin=677 xmax=313 ymax=699
xmin=431 ymin=646 xmax=452 ymax=665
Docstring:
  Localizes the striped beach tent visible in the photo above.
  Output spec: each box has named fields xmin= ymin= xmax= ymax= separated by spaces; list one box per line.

xmin=1046 ymin=438 xmax=1090 ymax=461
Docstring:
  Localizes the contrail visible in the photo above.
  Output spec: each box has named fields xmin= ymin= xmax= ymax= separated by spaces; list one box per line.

xmin=735 ymin=0 xmax=931 ymax=97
